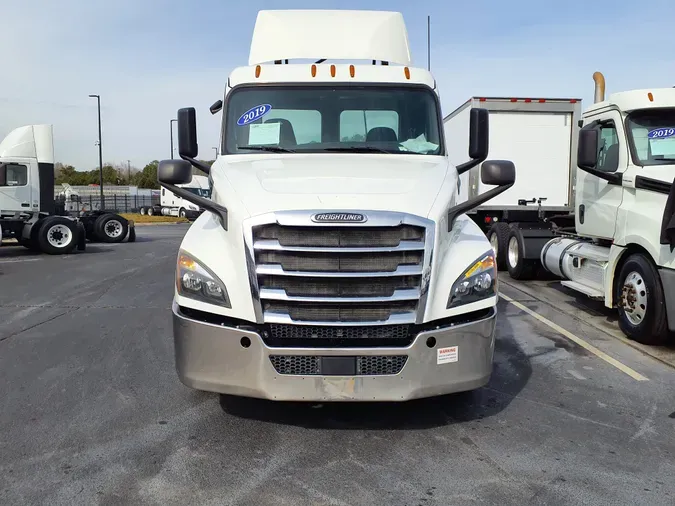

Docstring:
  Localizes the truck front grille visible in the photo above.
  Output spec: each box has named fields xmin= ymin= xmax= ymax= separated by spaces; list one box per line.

xmin=251 ymin=222 xmax=427 ymax=327
xmin=269 ymin=355 xmax=408 ymax=376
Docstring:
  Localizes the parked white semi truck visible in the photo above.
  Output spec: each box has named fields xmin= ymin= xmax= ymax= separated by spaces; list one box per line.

xmin=158 ymin=9 xmax=518 ymax=402
xmin=139 ymin=175 xmax=210 ymax=220
xmin=0 ymin=124 xmax=135 ymax=254
xmin=448 ymin=73 xmax=675 ymax=346
xmin=444 ymin=96 xmax=581 ymax=277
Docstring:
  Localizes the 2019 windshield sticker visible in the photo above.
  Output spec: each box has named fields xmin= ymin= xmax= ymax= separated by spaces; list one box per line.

xmin=237 ymin=104 xmax=272 ymax=126
xmin=647 ymin=127 xmax=675 ymax=139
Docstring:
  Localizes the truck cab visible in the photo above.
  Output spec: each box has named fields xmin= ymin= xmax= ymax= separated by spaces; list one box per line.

xmin=159 ymin=9 xmax=516 ymax=402
xmin=541 ymin=73 xmax=675 ymax=345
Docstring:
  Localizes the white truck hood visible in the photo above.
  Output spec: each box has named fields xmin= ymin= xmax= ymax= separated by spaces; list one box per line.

xmin=218 ymin=154 xmax=452 ymax=218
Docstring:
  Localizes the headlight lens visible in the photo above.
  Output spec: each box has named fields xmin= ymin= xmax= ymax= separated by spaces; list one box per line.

xmin=176 ymin=251 xmax=231 ymax=307
xmin=447 ymin=252 xmax=497 ymax=308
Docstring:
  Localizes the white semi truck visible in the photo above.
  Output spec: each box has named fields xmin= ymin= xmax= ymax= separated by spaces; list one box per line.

xmin=448 ymin=73 xmax=675 ymax=346
xmin=139 ymin=174 xmax=210 ymax=220
xmin=0 ymin=124 xmax=135 ymax=254
xmin=158 ymin=9 xmax=518 ymax=403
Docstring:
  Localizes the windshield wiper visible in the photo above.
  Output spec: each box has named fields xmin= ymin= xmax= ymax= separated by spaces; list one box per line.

xmin=238 ymin=145 xmax=295 ymax=153
xmin=323 ymin=146 xmax=392 ymax=154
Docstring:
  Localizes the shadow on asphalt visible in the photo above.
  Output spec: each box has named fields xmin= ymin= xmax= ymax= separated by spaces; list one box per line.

xmin=218 ymin=309 xmax=531 ymax=430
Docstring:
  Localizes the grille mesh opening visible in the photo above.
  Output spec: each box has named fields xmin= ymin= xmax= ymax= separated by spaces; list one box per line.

xmin=260 ymin=276 xmax=420 ymax=297
xmin=257 ymin=251 xmax=423 ymax=272
xmin=264 ymin=301 xmax=416 ymax=322
xmin=269 ymin=355 xmax=408 ymax=376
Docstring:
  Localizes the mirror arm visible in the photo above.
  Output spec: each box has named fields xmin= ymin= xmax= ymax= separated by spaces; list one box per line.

xmin=456 ymin=154 xmax=488 ymax=175
xmin=159 ymin=182 xmax=228 ymax=231
xmin=578 ymin=166 xmax=622 ymax=185
xmin=179 ymin=154 xmax=211 ymax=175
xmin=447 ymin=183 xmax=514 ymax=231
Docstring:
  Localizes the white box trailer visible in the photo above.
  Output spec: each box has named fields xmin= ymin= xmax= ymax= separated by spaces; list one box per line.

xmin=444 ymin=97 xmax=582 ymax=277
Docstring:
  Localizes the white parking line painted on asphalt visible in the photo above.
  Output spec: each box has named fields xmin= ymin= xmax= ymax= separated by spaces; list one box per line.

xmin=0 ymin=258 xmax=42 ymax=264
xmin=500 ymin=293 xmax=649 ymax=382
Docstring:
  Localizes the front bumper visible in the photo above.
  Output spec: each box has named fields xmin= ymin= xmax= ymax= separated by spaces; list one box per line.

xmin=172 ymin=302 xmax=496 ymax=402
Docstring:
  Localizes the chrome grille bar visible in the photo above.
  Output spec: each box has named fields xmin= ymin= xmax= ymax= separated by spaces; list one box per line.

xmin=243 ymin=211 xmax=435 ymax=326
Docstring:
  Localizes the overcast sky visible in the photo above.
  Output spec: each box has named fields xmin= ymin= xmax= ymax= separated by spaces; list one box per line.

xmin=2 ymin=0 xmax=673 ymax=170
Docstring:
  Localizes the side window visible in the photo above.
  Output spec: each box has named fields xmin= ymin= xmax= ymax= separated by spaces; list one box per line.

xmin=596 ymin=121 xmax=620 ymax=173
xmin=262 ymin=109 xmax=321 ymax=146
xmin=340 ymin=110 xmax=399 ymax=143
xmin=0 ymin=163 xmax=28 ymax=187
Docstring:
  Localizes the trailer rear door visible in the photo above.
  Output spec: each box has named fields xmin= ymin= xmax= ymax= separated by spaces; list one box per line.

xmin=479 ymin=110 xmax=573 ymax=208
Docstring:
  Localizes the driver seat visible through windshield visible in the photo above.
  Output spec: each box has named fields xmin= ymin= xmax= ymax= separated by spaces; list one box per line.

xmin=263 ymin=118 xmax=297 ymax=147
xmin=366 ymin=126 xmax=398 ymax=142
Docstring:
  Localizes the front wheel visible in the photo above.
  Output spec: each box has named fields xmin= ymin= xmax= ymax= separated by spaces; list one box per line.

xmin=616 ymin=253 xmax=671 ymax=345
xmin=179 ymin=208 xmax=187 ymax=219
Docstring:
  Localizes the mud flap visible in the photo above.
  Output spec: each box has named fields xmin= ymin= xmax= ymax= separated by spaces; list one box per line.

xmin=127 ymin=221 xmax=136 ymax=242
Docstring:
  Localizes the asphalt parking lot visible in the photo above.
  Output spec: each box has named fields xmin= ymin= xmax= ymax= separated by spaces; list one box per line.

xmin=1 ymin=224 xmax=674 ymax=506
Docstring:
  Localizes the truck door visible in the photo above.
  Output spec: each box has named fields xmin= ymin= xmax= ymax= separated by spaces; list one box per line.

xmin=0 ymin=160 xmax=33 ymax=212
xmin=576 ymin=111 xmax=626 ymax=239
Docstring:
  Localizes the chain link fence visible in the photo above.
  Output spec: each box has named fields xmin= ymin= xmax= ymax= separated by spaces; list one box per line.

xmin=68 ymin=194 xmax=160 ymax=213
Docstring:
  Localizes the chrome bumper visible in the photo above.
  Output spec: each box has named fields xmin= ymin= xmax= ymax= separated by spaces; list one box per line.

xmin=172 ymin=302 xmax=496 ymax=402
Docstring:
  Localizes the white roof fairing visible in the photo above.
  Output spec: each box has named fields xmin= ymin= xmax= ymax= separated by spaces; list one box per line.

xmin=0 ymin=124 xmax=54 ymax=164
xmin=248 ymin=10 xmax=413 ymax=66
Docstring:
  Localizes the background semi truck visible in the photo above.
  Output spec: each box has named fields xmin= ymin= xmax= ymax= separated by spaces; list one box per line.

xmin=0 ymin=124 xmax=135 ymax=254
xmin=448 ymin=73 xmax=675 ymax=346
xmin=140 ymin=174 xmax=210 ymax=219
xmin=444 ymin=96 xmax=581 ymax=278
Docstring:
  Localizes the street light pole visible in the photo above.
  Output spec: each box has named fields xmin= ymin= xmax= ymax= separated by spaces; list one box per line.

xmin=127 ymin=160 xmax=131 ymax=184
xmin=170 ymin=119 xmax=177 ymax=158
xmin=88 ymin=94 xmax=104 ymax=210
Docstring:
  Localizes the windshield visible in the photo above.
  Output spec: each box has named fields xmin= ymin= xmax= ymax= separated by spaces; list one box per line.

xmin=183 ymin=187 xmax=211 ymax=198
xmin=626 ymin=108 xmax=675 ymax=165
xmin=223 ymin=85 xmax=443 ymax=155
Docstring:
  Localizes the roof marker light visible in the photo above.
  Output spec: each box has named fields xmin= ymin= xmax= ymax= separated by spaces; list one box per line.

xmin=350 ymin=65 xmax=355 ymax=78
xmin=648 ymin=92 xmax=654 ymax=102
xmin=404 ymin=67 xmax=410 ymax=79
xmin=255 ymin=65 xmax=261 ymax=78
xmin=330 ymin=64 xmax=336 ymax=77
xmin=311 ymin=64 xmax=317 ymax=77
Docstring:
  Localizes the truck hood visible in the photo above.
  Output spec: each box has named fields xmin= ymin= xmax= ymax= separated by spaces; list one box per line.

xmin=219 ymin=154 xmax=451 ymax=218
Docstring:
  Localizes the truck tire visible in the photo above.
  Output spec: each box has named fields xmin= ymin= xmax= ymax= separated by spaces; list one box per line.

xmin=616 ymin=253 xmax=671 ymax=345
xmin=147 ymin=207 xmax=155 ymax=216
xmin=179 ymin=208 xmax=187 ymax=219
xmin=37 ymin=216 xmax=78 ymax=255
xmin=487 ymin=222 xmax=510 ymax=271
xmin=95 ymin=213 xmax=129 ymax=243
xmin=506 ymin=226 xmax=537 ymax=280
xmin=139 ymin=207 xmax=147 ymax=215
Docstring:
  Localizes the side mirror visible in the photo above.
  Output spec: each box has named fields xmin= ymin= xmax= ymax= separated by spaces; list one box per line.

xmin=481 ymin=160 xmax=515 ymax=186
xmin=577 ymin=127 xmax=599 ymax=170
xmin=468 ymin=108 xmax=489 ymax=160
xmin=210 ymin=100 xmax=223 ymax=115
xmin=456 ymin=108 xmax=489 ymax=175
xmin=178 ymin=107 xmax=198 ymax=159
xmin=157 ymin=159 xmax=192 ymax=185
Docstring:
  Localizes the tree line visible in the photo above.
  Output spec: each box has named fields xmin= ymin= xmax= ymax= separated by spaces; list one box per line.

xmin=54 ymin=160 xmax=215 ymax=189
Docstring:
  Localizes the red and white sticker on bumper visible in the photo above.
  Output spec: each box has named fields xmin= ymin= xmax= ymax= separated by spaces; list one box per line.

xmin=437 ymin=346 xmax=458 ymax=365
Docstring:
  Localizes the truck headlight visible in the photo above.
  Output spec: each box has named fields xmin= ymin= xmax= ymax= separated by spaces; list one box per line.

xmin=447 ymin=252 xmax=497 ymax=308
xmin=176 ymin=251 xmax=231 ymax=307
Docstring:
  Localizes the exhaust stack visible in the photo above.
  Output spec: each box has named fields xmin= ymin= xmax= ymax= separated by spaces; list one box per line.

xmin=593 ymin=71 xmax=605 ymax=103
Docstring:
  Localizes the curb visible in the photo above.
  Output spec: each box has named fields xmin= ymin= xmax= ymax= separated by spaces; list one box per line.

xmin=131 ymin=221 xmax=190 ymax=227
xmin=500 ymin=277 xmax=675 ymax=370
